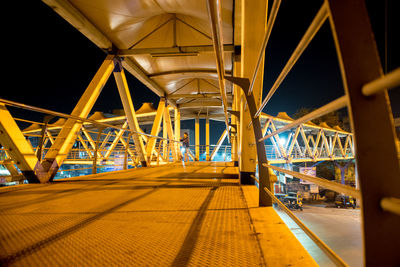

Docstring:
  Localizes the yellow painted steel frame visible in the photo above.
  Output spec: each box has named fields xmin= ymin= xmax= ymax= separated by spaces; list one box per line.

xmin=206 ymin=117 xmax=210 ymax=161
xmin=77 ymin=134 xmax=93 ymax=158
xmin=0 ymin=104 xmax=44 ymax=183
xmin=210 ymin=127 xmax=229 ymax=160
xmin=81 ymin=127 xmax=102 ymax=158
xmin=238 ymin=0 xmax=268 ymax=183
xmin=163 ymin=105 xmax=178 ymax=161
xmin=146 ymin=98 xmax=165 ymax=161
xmin=174 ymin=108 xmax=181 ymax=159
xmin=43 ymin=55 xmax=115 ymax=181
xmin=195 ymin=117 xmax=200 ymax=160
xmin=113 ymin=57 xmax=147 ymax=166
xmin=104 ymin=122 xmax=128 ymax=159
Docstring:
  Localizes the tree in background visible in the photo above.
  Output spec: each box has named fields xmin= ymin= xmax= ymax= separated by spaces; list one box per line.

xmin=292 ymin=107 xmax=350 ymax=131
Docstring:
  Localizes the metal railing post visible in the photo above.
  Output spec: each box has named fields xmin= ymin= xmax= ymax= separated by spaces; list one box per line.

xmin=225 ymin=77 xmax=272 ymax=206
xmin=92 ymin=127 xmax=104 ymax=175
xmin=327 ymin=0 xmax=400 ymax=265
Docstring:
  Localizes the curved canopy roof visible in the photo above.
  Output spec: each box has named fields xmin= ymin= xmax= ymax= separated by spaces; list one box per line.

xmin=43 ymin=0 xmax=235 ymax=119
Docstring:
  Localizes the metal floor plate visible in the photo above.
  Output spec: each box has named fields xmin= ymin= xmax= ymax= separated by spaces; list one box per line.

xmin=0 ymin=163 xmax=313 ymax=266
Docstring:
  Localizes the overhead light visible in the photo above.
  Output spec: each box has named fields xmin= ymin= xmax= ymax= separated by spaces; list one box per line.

xmin=151 ymin=52 xmax=199 ymax=57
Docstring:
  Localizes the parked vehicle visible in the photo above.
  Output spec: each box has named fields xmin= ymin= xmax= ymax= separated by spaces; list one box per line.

xmin=283 ymin=192 xmax=303 ymax=211
xmin=335 ymin=194 xmax=356 ymax=209
xmin=273 ymin=193 xmax=286 ymax=208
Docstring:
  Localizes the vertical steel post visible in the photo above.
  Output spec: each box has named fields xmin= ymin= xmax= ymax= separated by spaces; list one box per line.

xmin=163 ymin=115 xmax=167 ymax=160
xmin=146 ymin=98 xmax=165 ymax=162
xmin=238 ymin=0 xmax=268 ymax=184
xmin=92 ymin=127 xmax=104 ymax=175
xmin=37 ymin=115 xmax=54 ymax=162
xmin=124 ymin=133 xmax=132 ymax=170
xmin=195 ymin=116 xmax=200 ymax=160
xmin=206 ymin=117 xmax=210 ymax=160
xmin=163 ymin=104 xmax=178 ymax=161
xmin=174 ymin=108 xmax=181 ymax=160
xmin=226 ymin=77 xmax=272 ymax=206
xmin=327 ymin=0 xmax=400 ymax=265
xmin=232 ymin=60 xmax=241 ymax=167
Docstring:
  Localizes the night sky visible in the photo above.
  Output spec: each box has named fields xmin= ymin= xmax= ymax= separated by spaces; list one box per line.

xmin=2 ymin=0 xmax=399 ymax=133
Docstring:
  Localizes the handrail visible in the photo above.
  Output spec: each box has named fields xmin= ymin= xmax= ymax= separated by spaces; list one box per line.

xmin=254 ymin=2 xmax=328 ymax=118
xmin=362 ymin=67 xmax=400 ymax=96
xmin=250 ymin=174 xmax=259 ymax=183
xmin=263 ymin=163 xmax=361 ymax=199
xmin=263 ymin=187 xmax=348 ymax=267
xmin=206 ymin=0 xmax=230 ymax=137
xmin=0 ymin=98 xmax=180 ymax=144
xmin=380 ymin=197 xmax=400 ymax=216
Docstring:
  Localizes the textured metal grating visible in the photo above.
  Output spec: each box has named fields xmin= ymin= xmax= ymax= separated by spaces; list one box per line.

xmin=0 ymin=164 xmax=269 ymax=266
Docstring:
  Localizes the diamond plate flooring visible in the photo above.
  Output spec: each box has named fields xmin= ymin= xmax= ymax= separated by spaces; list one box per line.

xmin=0 ymin=162 xmax=315 ymax=266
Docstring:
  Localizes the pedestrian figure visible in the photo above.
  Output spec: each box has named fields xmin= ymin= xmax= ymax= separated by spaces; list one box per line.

xmin=180 ymin=132 xmax=190 ymax=162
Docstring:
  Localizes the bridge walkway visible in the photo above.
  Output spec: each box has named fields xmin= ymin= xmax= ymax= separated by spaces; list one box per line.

xmin=0 ymin=162 xmax=315 ymax=266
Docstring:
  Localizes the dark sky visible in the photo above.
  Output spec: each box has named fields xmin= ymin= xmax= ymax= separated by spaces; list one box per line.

xmin=2 ymin=0 xmax=399 ymax=128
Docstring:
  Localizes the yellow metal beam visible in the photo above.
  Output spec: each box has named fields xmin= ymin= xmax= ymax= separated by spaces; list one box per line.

xmin=238 ymin=0 xmax=268 ymax=181
xmin=145 ymin=98 xmax=165 ymax=161
xmin=81 ymin=127 xmax=102 ymax=158
xmin=210 ymin=127 xmax=229 ymax=160
xmin=0 ymin=104 xmax=43 ymax=182
xmin=104 ymin=122 xmax=128 ymax=159
xmin=113 ymin=58 xmax=147 ymax=166
xmin=41 ymin=0 xmax=112 ymax=49
xmin=43 ymin=55 xmax=115 ymax=180
xmin=174 ymin=108 xmax=181 ymax=159
xmin=163 ymin=105 xmax=178 ymax=161
xmin=195 ymin=117 xmax=200 ymax=160
xmin=118 ymin=45 xmax=235 ymax=55
xmin=206 ymin=117 xmax=210 ymax=160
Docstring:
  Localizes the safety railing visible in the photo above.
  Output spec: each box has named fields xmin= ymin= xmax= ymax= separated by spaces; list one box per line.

xmin=235 ymin=0 xmax=400 ymax=266
xmin=0 ymin=97 xmax=184 ymax=183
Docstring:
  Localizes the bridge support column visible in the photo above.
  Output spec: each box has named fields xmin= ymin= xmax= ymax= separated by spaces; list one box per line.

xmin=226 ymin=77 xmax=272 ymax=207
xmin=233 ymin=60 xmax=242 ymax=167
xmin=230 ymin=61 xmax=240 ymax=166
xmin=238 ymin=0 xmax=268 ymax=186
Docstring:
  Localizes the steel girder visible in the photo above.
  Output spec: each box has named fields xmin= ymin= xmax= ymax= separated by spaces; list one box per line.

xmin=0 ymin=104 xmax=45 ymax=183
xmin=145 ymin=99 xmax=165 ymax=161
xmin=113 ymin=58 xmax=147 ymax=167
xmin=42 ymin=55 xmax=115 ymax=181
